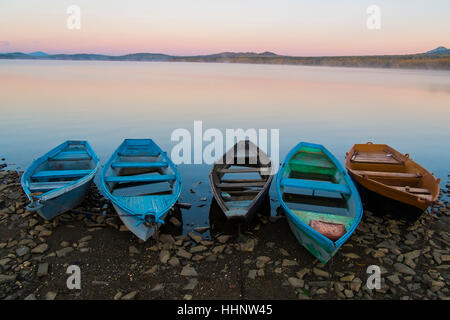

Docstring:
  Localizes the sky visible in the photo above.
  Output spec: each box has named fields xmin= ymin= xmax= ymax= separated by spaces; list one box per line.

xmin=0 ymin=0 xmax=449 ymax=56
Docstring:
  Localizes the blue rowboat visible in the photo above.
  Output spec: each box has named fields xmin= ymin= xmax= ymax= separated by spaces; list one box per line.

xmin=98 ymin=139 xmax=181 ymax=241
xmin=276 ymin=142 xmax=363 ymax=264
xmin=21 ymin=140 xmax=99 ymax=220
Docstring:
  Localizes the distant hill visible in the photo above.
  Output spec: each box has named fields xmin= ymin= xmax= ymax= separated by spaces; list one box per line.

xmin=28 ymin=51 xmax=49 ymax=57
xmin=0 ymin=48 xmax=449 ymax=70
xmin=425 ymin=46 xmax=450 ymax=55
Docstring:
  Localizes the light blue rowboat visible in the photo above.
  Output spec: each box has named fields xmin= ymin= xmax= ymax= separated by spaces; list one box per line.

xmin=276 ymin=142 xmax=363 ymax=264
xmin=21 ymin=140 xmax=99 ymax=220
xmin=98 ymin=139 xmax=182 ymax=241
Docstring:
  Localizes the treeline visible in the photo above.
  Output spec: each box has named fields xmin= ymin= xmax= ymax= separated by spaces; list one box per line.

xmin=169 ymin=55 xmax=450 ymax=70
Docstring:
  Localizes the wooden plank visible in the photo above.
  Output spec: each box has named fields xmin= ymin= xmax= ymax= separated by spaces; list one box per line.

xmin=32 ymin=169 xmax=91 ymax=179
xmin=350 ymin=152 xmax=402 ymax=164
xmin=226 ymin=190 xmax=260 ymax=195
xmin=281 ymin=178 xmax=350 ymax=195
xmin=105 ymin=174 xmax=175 ymax=184
xmin=392 ymin=186 xmax=431 ymax=194
xmin=217 ymin=168 xmax=262 ymax=174
xmin=50 ymin=151 xmax=91 ymax=161
xmin=29 ymin=181 xmax=72 ymax=191
xmin=111 ymin=161 xmax=168 ymax=169
xmin=220 ymin=178 xmax=266 ymax=184
xmin=416 ymin=194 xmax=433 ymax=201
xmin=353 ymin=170 xmax=421 ymax=179
xmin=218 ymin=181 xmax=266 ymax=188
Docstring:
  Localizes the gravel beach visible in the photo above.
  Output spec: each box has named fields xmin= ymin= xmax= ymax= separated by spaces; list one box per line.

xmin=0 ymin=169 xmax=449 ymax=300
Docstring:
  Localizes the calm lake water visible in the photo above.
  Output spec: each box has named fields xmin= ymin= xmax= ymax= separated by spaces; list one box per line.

xmin=1 ymin=60 xmax=449 ymax=229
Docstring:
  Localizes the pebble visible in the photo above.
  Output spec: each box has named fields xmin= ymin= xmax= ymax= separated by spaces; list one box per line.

xmin=313 ymin=268 xmax=330 ymax=278
xmin=190 ymin=245 xmax=207 ymax=254
xmin=169 ymin=217 xmax=182 ymax=228
xmin=168 ymin=257 xmax=180 ymax=267
xmin=181 ymin=266 xmax=198 ymax=277
xmin=159 ymin=250 xmax=171 ymax=264
xmin=159 ymin=234 xmax=175 ymax=244
xmin=129 ymin=246 xmax=140 ymax=255
xmin=150 ymin=284 xmax=164 ymax=291
xmin=394 ymin=263 xmax=416 ymax=275
xmin=340 ymin=274 xmax=355 ymax=282
xmin=282 ymin=259 xmax=298 ymax=267
xmin=183 ymin=278 xmax=199 ymax=290
xmin=256 ymin=256 xmax=271 ymax=269
xmin=177 ymin=249 xmax=193 ymax=260
xmin=15 ymin=246 xmax=30 ymax=257
xmin=31 ymin=243 xmax=48 ymax=254
xmin=56 ymin=247 xmax=74 ymax=258
xmin=188 ymin=231 xmax=202 ymax=243
xmin=37 ymin=263 xmax=49 ymax=277
xmin=24 ymin=294 xmax=37 ymax=300
xmin=288 ymin=277 xmax=304 ymax=288
xmin=248 ymin=270 xmax=257 ymax=280
xmin=143 ymin=265 xmax=158 ymax=275
xmin=121 ymin=291 xmax=138 ymax=300
xmin=45 ymin=291 xmax=57 ymax=300
xmin=216 ymin=235 xmax=232 ymax=244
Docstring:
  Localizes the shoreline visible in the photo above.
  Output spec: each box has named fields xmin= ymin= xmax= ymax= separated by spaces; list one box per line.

xmin=1 ymin=55 xmax=449 ymax=71
xmin=0 ymin=169 xmax=449 ymax=300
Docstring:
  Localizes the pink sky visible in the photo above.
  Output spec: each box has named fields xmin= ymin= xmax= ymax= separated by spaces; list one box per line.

xmin=0 ymin=1 xmax=449 ymax=56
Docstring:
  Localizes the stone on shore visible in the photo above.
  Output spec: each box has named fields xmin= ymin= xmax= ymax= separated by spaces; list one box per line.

xmin=181 ymin=266 xmax=198 ymax=277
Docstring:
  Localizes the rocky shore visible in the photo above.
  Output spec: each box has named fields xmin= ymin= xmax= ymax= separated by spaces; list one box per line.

xmin=0 ymin=169 xmax=449 ymax=300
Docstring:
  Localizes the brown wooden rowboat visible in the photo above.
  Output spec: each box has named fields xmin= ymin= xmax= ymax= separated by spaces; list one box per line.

xmin=345 ymin=143 xmax=440 ymax=214
xmin=209 ymin=140 xmax=273 ymax=221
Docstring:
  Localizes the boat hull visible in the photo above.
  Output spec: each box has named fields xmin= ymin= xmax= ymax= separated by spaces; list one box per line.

xmin=351 ymin=179 xmax=425 ymax=221
xmin=32 ymin=180 xmax=93 ymax=220
xmin=285 ymin=213 xmax=336 ymax=264
xmin=113 ymin=204 xmax=166 ymax=241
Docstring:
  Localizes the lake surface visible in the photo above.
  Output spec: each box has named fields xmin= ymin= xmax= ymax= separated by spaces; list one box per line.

xmin=1 ymin=60 xmax=449 ymax=230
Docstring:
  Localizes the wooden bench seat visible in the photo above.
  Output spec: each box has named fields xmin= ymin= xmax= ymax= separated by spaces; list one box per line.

xmin=217 ymin=167 xmax=262 ymax=174
xmin=353 ymin=170 xmax=422 ymax=179
xmin=218 ymin=181 xmax=267 ymax=188
xmin=281 ymin=178 xmax=350 ymax=195
xmin=111 ymin=161 xmax=168 ymax=169
xmin=392 ymin=186 xmax=430 ymax=194
xmin=32 ymin=169 xmax=91 ymax=179
xmin=29 ymin=181 xmax=73 ymax=191
xmin=50 ymin=151 xmax=91 ymax=161
xmin=105 ymin=174 xmax=175 ymax=184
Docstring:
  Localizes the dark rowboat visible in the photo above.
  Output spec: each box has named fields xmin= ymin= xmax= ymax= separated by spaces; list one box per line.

xmin=209 ymin=140 xmax=273 ymax=221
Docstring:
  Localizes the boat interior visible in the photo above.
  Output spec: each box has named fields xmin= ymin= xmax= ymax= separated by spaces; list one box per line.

xmin=103 ymin=140 xmax=180 ymax=214
xmin=211 ymin=141 xmax=273 ymax=216
xmin=280 ymin=145 xmax=356 ymax=238
xmin=346 ymin=144 xmax=437 ymax=202
xmin=28 ymin=141 xmax=97 ymax=195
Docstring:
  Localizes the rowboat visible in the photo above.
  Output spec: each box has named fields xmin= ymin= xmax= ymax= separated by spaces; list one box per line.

xmin=345 ymin=143 xmax=440 ymax=219
xmin=209 ymin=140 xmax=273 ymax=221
xmin=98 ymin=139 xmax=181 ymax=241
xmin=276 ymin=142 xmax=363 ymax=264
xmin=21 ymin=140 xmax=99 ymax=220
